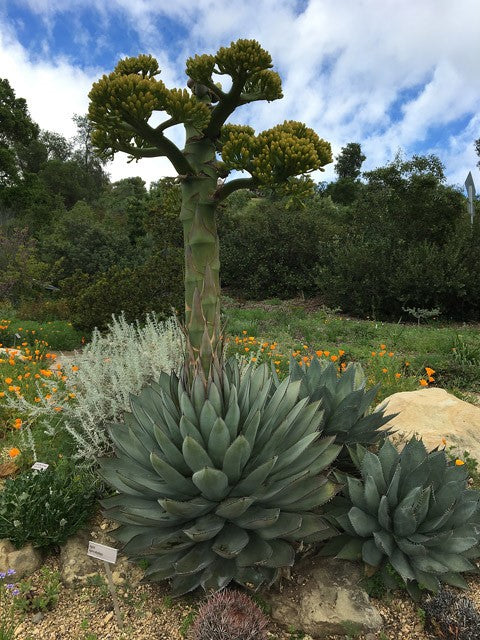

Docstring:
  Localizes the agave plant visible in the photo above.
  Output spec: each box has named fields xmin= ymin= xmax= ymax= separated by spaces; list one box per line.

xmin=321 ymin=437 xmax=480 ymax=598
xmin=99 ymin=359 xmax=340 ymax=595
xmin=275 ymin=357 xmax=394 ymax=470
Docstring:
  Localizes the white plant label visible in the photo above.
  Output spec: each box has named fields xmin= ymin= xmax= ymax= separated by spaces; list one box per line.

xmin=31 ymin=462 xmax=49 ymax=471
xmin=87 ymin=541 xmax=118 ymax=564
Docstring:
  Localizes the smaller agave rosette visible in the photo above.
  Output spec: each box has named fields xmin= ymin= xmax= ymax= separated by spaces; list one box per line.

xmin=321 ymin=437 xmax=480 ymax=597
xmin=99 ymin=359 xmax=340 ymax=595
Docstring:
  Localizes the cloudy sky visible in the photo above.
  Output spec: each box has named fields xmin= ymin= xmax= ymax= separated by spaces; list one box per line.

xmin=1 ymin=0 xmax=479 ymax=189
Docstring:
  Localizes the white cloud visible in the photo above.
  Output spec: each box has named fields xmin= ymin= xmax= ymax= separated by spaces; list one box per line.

xmin=1 ymin=0 xmax=479 ymax=187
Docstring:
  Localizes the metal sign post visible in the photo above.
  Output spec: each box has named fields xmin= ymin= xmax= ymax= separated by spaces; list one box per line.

xmin=87 ymin=541 xmax=124 ymax=630
xmin=465 ymin=171 xmax=476 ymax=225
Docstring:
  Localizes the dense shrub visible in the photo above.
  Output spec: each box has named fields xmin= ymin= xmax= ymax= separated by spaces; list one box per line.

xmin=62 ymin=248 xmax=184 ymax=332
xmin=0 ymin=461 xmax=97 ymax=548
xmin=219 ymin=194 xmax=337 ymax=299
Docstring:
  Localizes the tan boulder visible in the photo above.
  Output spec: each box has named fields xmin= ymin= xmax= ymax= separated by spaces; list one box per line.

xmin=0 ymin=539 xmax=43 ymax=578
xmin=263 ymin=556 xmax=383 ymax=639
xmin=376 ymin=388 xmax=480 ymax=460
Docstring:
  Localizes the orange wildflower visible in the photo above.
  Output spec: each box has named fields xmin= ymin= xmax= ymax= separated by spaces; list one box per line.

xmin=4 ymin=377 xmax=12 ymax=384
xmin=330 ymin=355 xmax=338 ymax=362
xmin=324 ymin=351 xmax=330 ymax=357
xmin=425 ymin=367 xmax=435 ymax=376
xmin=338 ymin=350 xmax=345 ymax=356
xmin=315 ymin=350 xmax=323 ymax=357
xmin=8 ymin=448 xmax=20 ymax=458
xmin=395 ymin=373 xmax=401 ymax=379
xmin=420 ymin=379 xmax=428 ymax=387
xmin=455 ymin=459 xmax=465 ymax=466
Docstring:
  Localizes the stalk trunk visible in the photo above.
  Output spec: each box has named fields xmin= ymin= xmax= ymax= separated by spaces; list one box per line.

xmin=180 ymin=135 xmax=221 ymax=378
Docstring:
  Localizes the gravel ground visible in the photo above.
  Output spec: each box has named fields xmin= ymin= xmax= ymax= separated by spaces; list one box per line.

xmin=10 ymin=547 xmax=480 ymax=640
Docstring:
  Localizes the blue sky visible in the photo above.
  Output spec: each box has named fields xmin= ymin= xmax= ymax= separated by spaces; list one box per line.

xmin=1 ymin=0 xmax=479 ymax=189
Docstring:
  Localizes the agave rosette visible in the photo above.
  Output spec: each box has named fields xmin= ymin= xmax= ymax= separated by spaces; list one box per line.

xmin=99 ymin=359 xmax=340 ymax=595
xmin=321 ymin=437 xmax=480 ymax=596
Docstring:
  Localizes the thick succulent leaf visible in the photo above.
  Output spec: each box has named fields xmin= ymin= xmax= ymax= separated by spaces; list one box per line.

xmin=255 ymin=469 xmax=310 ymax=503
xmin=224 ymin=386 xmax=240 ymax=441
xmin=259 ymin=539 xmax=295 ymax=568
xmin=174 ymin=541 xmax=216 ymax=575
xmin=444 ymin=536 xmax=478 ymax=553
xmin=428 ymin=551 xmax=476 ymax=573
xmin=192 ymin=467 xmax=229 ymax=501
xmin=183 ymin=514 xmax=225 ymax=541
xmin=413 ymin=487 xmax=431 ymax=525
xmin=179 ymin=415 xmax=205 ymax=447
xmin=285 ymin=481 xmax=338 ymax=511
xmin=201 ymin=558 xmax=235 ymax=592
xmin=412 ymin=568 xmax=440 ymax=592
xmin=418 ymin=506 xmax=455 ymax=533
xmin=122 ymin=528 xmax=188 ymax=556
xmin=212 ymin=524 xmax=249 ymax=558
xmin=208 ymin=379 xmax=223 ymax=415
xmin=257 ymin=512 xmax=302 ymax=539
xmin=242 ymin=410 xmax=261 ymax=450
xmin=400 ymin=437 xmax=428 ymax=470
xmin=207 ymin=417 xmax=231 ymax=467
xmin=378 ymin=439 xmax=400 ymax=484
xmin=261 ymin=378 xmax=300 ymax=434
xmin=180 ymin=391 xmax=199 ymax=427
xmin=233 ymin=506 xmax=280 ymax=529
xmin=364 ymin=475 xmax=381 ymax=514
xmin=362 ymin=539 xmax=384 ymax=567
xmin=348 ymin=507 xmax=380 ymax=537
xmin=361 ymin=451 xmax=387 ymax=493
xmin=386 ymin=466 xmax=401 ymax=508
xmin=182 ymin=435 xmax=214 ymax=472
xmin=235 ymin=566 xmax=278 ymax=590
xmin=230 ymin=457 xmax=277 ymax=497
xmin=396 ymin=538 xmax=426 ymax=557
xmin=236 ymin=535 xmax=273 ymax=566
xmin=270 ymin=432 xmax=319 ymax=474
xmin=157 ymin=402 xmax=182 ymax=448
xmin=393 ymin=505 xmax=417 ymax=537
xmin=249 ymin=364 xmax=270 ymax=404
xmin=256 ymin=399 xmax=310 ymax=460
xmin=372 ymin=530 xmax=394 ymax=557
xmin=99 ymin=458 xmax=163 ymax=498
xmin=335 ymin=538 xmax=363 ymax=560
xmin=286 ymin=513 xmax=333 ymax=541
xmin=158 ymin=497 xmax=214 ymax=519
xmin=378 ymin=496 xmax=391 ymax=531
xmin=411 ymin=555 xmax=449 ymax=574
xmin=143 ymin=551 xmax=183 ymax=578
xmin=269 ymin=436 xmax=337 ymax=482
xmin=215 ymin=496 xmax=256 ymax=519
xmin=347 ymin=476 xmax=368 ymax=511
xmin=271 ymin=477 xmax=337 ymax=510
xmin=222 ymin=435 xmax=251 ymax=484
xmin=390 ymin=548 xmax=415 ymax=581
xmin=191 ymin=375 xmax=206 ymax=417
xmin=150 ymin=452 xmax=198 ymax=496
xmin=108 ymin=423 xmax=152 ymax=467
xmin=153 ymin=424 xmax=190 ymax=475
xmin=115 ymin=469 xmax=188 ymax=500
xmin=199 ymin=400 xmax=218 ymax=443
xmin=440 ymin=572 xmax=469 ymax=589
xmin=170 ymin=572 xmax=204 ymax=596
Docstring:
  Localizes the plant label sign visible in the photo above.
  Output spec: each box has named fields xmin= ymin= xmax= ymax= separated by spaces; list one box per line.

xmin=87 ymin=541 xmax=118 ymax=564
xmin=31 ymin=462 xmax=49 ymax=471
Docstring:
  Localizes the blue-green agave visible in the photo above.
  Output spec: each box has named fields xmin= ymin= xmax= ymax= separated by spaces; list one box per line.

xmin=275 ymin=357 xmax=394 ymax=470
xmin=99 ymin=359 xmax=340 ymax=595
xmin=321 ymin=437 xmax=480 ymax=598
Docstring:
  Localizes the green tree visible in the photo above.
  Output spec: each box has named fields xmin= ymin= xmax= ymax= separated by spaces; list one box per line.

xmin=334 ymin=142 xmax=365 ymax=179
xmin=88 ymin=40 xmax=332 ymax=376
xmin=0 ymin=78 xmax=39 ymax=188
